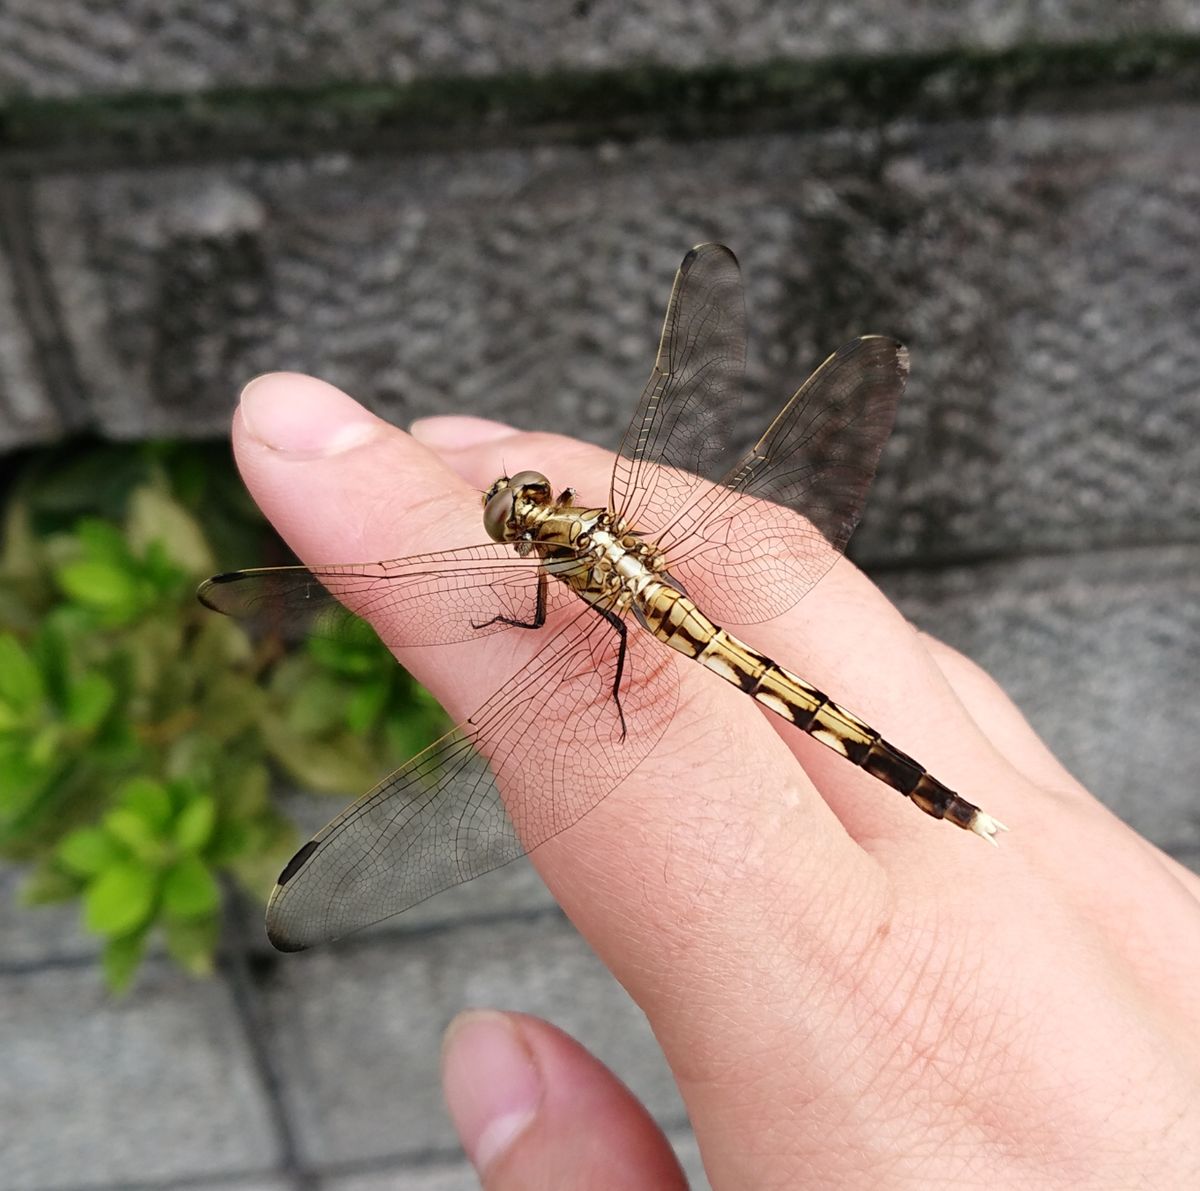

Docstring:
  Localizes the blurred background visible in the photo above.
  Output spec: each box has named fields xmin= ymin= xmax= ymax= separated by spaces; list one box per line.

xmin=2 ymin=4 xmax=1199 ymax=1189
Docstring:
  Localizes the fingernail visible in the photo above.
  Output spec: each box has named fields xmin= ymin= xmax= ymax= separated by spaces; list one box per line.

xmin=239 ymin=373 xmax=384 ymax=457
xmin=442 ymin=1010 xmax=541 ymax=1174
xmin=410 ymin=416 xmax=521 ymax=451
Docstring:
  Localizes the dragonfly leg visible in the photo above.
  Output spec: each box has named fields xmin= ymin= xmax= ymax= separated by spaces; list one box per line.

xmin=593 ymin=603 xmax=629 ymax=741
xmin=472 ymin=570 xmax=548 ymax=631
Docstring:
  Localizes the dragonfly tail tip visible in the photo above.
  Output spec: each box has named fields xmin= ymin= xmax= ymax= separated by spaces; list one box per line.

xmin=970 ymin=811 xmax=1009 ymax=846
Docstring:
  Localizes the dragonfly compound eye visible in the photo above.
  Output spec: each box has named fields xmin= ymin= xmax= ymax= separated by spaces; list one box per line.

xmin=509 ymin=470 xmax=551 ymax=501
xmin=483 ymin=487 xmax=516 ymax=541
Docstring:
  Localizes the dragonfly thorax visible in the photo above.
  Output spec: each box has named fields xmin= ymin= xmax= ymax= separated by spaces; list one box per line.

xmin=482 ymin=470 xmax=667 ymax=601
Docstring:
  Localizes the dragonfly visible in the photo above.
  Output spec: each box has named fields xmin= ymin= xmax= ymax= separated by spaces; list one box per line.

xmin=199 ymin=243 xmax=1006 ymax=952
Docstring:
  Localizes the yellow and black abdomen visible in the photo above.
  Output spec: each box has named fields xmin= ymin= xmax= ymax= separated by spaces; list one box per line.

xmin=637 ymin=582 xmax=1004 ymax=840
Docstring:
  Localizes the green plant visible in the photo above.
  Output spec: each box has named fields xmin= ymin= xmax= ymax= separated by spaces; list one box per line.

xmin=0 ymin=443 xmax=444 ymax=990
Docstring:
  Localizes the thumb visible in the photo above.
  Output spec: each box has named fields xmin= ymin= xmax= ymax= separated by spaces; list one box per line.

xmin=441 ymin=1010 xmax=690 ymax=1190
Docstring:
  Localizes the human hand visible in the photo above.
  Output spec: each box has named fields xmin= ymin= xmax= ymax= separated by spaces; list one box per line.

xmin=231 ymin=372 xmax=1200 ymax=1190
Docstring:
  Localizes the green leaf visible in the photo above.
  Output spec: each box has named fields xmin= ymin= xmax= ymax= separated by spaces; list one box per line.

xmin=0 ymin=491 xmax=39 ymax=577
xmin=41 ymin=603 xmax=96 ymax=655
xmin=139 ymin=540 xmax=186 ymax=596
xmin=0 ymin=633 xmax=44 ymax=713
xmin=385 ymin=709 xmax=445 ymax=762
xmin=30 ymin=617 xmax=70 ymax=707
xmin=117 ymin=777 xmax=174 ymax=832
xmin=262 ymin=719 xmax=383 ymax=794
xmin=55 ymin=558 xmax=140 ymax=613
xmin=102 ymin=807 xmax=162 ymax=860
xmin=232 ymin=762 xmax=270 ymax=814
xmin=84 ymin=862 xmax=158 ymax=936
xmin=163 ymin=915 xmax=217 ymax=976
xmin=174 ymin=796 xmax=217 ymax=853
xmin=27 ymin=724 xmax=63 ymax=766
xmin=20 ymin=865 xmax=80 ymax=905
xmin=0 ymin=745 xmax=57 ymax=837
xmin=162 ymin=856 xmax=220 ymax=919
xmin=127 ymin=485 xmax=214 ymax=575
xmin=58 ymin=827 xmax=123 ymax=876
xmin=345 ymin=677 xmax=389 ymax=734
xmin=285 ymin=673 xmax=346 ymax=734
xmin=307 ymin=628 xmax=381 ymax=677
xmin=64 ymin=670 xmax=116 ymax=731
xmin=207 ymin=819 xmax=249 ymax=863
xmin=74 ymin=519 xmax=130 ymax=566
xmin=195 ymin=673 xmax=263 ymax=741
xmin=189 ymin=615 xmax=253 ymax=675
xmin=102 ymin=930 xmax=147 ymax=994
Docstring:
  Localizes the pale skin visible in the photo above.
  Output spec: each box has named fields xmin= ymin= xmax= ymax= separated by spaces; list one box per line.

xmin=232 ymin=372 xmax=1200 ymax=1190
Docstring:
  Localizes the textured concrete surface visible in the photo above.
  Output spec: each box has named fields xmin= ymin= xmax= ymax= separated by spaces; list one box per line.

xmin=0 ymin=866 xmax=99 ymax=965
xmin=2 ymin=1 xmax=1196 ymax=99
xmin=1 ymin=962 xmax=281 ymax=1190
xmin=882 ymin=543 xmax=1200 ymax=851
xmin=16 ymin=104 xmax=1200 ymax=564
xmin=259 ymin=914 xmax=687 ymax=1168
xmin=0 ymin=207 xmax=59 ymax=444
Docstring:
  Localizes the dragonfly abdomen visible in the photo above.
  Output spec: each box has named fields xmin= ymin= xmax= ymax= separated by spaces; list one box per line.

xmin=639 ymin=583 xmax=1005 ymax=843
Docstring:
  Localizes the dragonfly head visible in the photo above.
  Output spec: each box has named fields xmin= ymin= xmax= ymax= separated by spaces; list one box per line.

xmin=483 ymin=470 xmax=552 ymax=542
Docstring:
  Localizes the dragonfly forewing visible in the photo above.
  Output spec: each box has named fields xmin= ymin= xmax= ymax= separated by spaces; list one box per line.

xmin=611 ymin=243 xmax=746 ymax=534
xmin=198 ymin=542 xmax=576 ymax=650
xmin=265 ymin=598 xmax=678 ymax=950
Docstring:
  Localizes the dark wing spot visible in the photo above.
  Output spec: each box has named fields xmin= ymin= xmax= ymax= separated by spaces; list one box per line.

xmin=277 ymin=839 xmax=320 ymax=886
xmin=196 ymin=572 xmax=241 ymax=611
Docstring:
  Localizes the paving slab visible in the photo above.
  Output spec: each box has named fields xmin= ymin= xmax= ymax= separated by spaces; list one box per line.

xmin=0 ymin=865 xmax=99 ymax=966
xmin=24 ymin=103 xmax=1200 ymax=566
xmin=2 ymin=2 xmax=1194 ymax=100
xmin=323 ymin=1164 xmax=479 ymax=1191
xmin=671 ymin=1130 xmax=713 ymax=1191
xmin=0 ymin=961 xmax=280 ymax=1190
xmin=186 ymin=1179 xmax=293 ymax=1191
xmin=257 ymin=913 xmax=685 ymax=1172
xmin=880 ymin=543 xmax=1200 ymax=854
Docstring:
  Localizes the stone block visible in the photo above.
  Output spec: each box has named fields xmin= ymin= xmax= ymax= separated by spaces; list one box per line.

xmin=258 ymin=914 xmax=686 ymax=1169
xmin=880 ymin=542 xmax=1200 ymax=855
xmin=0 ymin=866 xmax=97 ymax=965
xmin=0 ymin=961 xmax=280 ymax=1189
xmin=2 ymin=1 xmax=1193 ymax=99
xmin=0 ymin=211 xmax=59 ymax=445
xmin=26 ymin=104 xmax=1200 ymax=564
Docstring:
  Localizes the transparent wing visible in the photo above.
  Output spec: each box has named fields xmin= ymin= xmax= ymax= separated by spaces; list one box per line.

xmin=265 ymin=600 xmax=678 ymax=950
xmin=609 ymin=243 xmax=746 ymax=534
xmin=660 ymin=336 xmax=908 ymax=625
xmin=197 ymin=542 xmax=575 ymax=649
